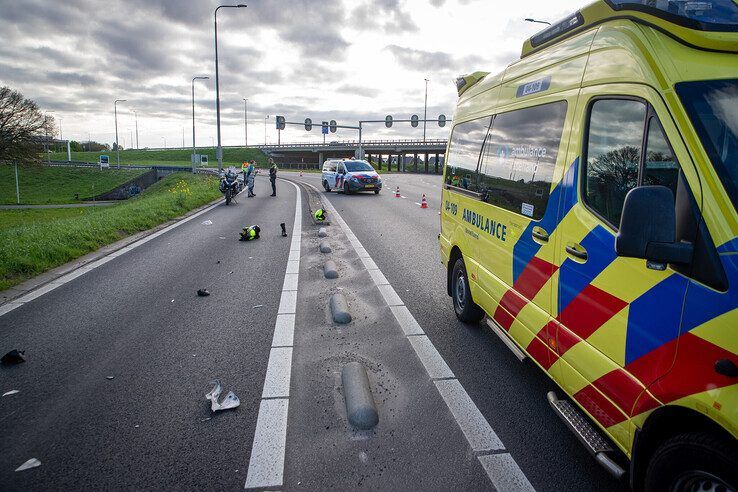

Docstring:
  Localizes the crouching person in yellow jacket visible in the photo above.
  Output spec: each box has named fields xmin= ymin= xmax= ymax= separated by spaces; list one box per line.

xmin=239 ymin=225 xmax=260 ymax=241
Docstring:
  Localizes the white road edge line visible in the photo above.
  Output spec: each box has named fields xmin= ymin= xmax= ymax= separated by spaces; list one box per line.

xmin=0 ymin=194 xmax=229 ymax=318
xmin=308 ymin=181 xmax=535 ymax=491
xmin=244 ymin=179 xmax=302 ymax=490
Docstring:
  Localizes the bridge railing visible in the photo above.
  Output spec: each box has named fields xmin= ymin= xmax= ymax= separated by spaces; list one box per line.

xmin=255 ymin=138 xmax=448 ymax=149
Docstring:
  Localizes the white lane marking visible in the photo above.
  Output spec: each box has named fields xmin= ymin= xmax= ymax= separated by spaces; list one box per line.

xmin=309 ymin=182 xmax=534 ymax=490
xmin=272 ymin=314 xmax=296 ymax=347
xmin=261 ymin=347 xmax=294 ymax=398
xmin=244 ymin=398 xmax=289 ymax=489
xmin=377 ymin=283 xmax=404 ymax=306
xmin=478 ymin=454 xmax=536 ymax=492
xmin=407 ymin=335 xmax=455 ymax=379
xmin=367 ymin=268 xmax=390 ymax=286
xmin=282 ymin=273 xmax=299 ymax=292
xmin=435 ymin=379 xmax=504 ymax=452
xmin=389 ymin=306 xmax=425 ymax=336
xmin=0 ymin=196 xmax=227 ymax=318
xmin=245 ymin=179 xmax=302 ymax=489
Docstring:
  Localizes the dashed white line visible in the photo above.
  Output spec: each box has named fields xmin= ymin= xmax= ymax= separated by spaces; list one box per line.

xmin=310 ymin=181 xmax=534 ymax=491
xmin=245 ymin=179 xmax=302 ymax=490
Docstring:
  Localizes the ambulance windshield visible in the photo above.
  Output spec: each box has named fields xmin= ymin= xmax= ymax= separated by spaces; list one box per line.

xmin=607 ymin=0 xmax=738 ymax=29
xmin=677 ymin=79 xmax=738 ymax=210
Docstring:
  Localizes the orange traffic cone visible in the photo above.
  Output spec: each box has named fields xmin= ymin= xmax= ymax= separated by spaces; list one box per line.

xmin=395 ymin=186 xmax=401 ymax=198
xmin=420 ymin=194 xmax=428 ymax=208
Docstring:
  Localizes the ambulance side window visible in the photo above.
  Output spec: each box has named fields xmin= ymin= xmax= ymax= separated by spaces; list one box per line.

xmin=584 ymin=99 xmax=646 ymax=228
xmin=478 ymin=101 xmax=567 ymax=220
xmin=643 ymin=117 xmax=679 ymax=196
xmin=444 ymin=116 xmax=492 ymax=191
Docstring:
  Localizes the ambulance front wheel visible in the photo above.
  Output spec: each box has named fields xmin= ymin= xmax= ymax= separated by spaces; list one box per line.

xmin=645 ymin=432 xmax=737 ymax=492
xmin=451 ymin=257 xmax=484 ymax=324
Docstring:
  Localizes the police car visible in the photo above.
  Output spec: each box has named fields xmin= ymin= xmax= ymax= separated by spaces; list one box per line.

xmin=321 ymin=159 xmax=382 ymax=195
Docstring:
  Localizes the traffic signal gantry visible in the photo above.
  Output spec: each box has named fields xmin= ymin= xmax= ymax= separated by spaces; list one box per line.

xmin=274 ymin=114 xmax=450 ymax=159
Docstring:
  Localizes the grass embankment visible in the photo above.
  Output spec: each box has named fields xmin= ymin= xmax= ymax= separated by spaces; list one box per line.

xmin=49 ymin=147 xmax=268 ymax=168
xmin=0 ymin=166 xmax=147 ymax=205
xmin=0 ymin=172 xmax=221 ymax=291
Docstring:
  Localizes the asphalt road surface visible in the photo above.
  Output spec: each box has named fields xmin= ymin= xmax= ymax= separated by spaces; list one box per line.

xmin=0 ymin=172 xmax=627 ymax=491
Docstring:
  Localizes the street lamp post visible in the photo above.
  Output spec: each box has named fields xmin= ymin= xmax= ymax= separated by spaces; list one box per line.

xmin=264 ymin=115 xmax=269 ymax=145
xmin=423 ymin=78 xmax=429 ymax=143
xmin=44 ymin=111 xmax=53 ymax=164
xmin=192 ymin=75 xmax=210 ymax=172
xmin=524 ymin=17 xmax=551 ymax=25
xmin=114 ymin=99 xmax=126 ymax=168
xmin=214 ymin=4 xmax=247 ymax=171
xmin=133 ymin=110 xmax=139 ymax=149
xmin=243 ymin=98 xmax=248 ymax=147
xmin=162 ymin=136 xmax=167 ymax=149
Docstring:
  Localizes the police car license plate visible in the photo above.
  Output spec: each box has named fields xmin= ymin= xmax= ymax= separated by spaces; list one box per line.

xmin=364 ymin=184 xmax=374 ymax=188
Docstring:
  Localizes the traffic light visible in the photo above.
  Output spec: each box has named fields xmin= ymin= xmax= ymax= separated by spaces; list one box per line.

xmin=411 ymin=114 xmax=419 ymax=128
xmin=329 ymin=120 xmax=337 ymax=133
xmin=438 ymin=114 xmax=447 ymax=127
xmin=276 ymin=115 xmax=285 ymax=130
xmin=304 ymin=118 xmax=312 ymax=131
xmin=385 ymin=115 xmax=393 ymax=128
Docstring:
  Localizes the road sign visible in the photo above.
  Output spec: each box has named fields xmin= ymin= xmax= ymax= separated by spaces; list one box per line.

xmin=385 ymin=115 xmax=393 ymax=128
xmin=411 ymin=114 xmax=419 ymax=128
xmin=438 ymin=114 xmax=446 ymax=127
xmin=322 ymin=121 xmax=329 ymax=135
xmin=304 ymin=118 xmax=312 ymax=131
xmin=329 ymin=120 xmax=337 ymax=133
xmin=276 ymin=115 xmax=285 ymax=130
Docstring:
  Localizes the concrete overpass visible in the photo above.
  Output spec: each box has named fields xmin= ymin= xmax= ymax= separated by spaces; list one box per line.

xmin=255 ymin=139 xmax=448 ymax=173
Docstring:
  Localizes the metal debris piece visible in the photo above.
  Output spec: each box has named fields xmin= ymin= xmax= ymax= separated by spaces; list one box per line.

xmin=197 ymin=289 xmax=210 ymax=297
xmin=106 ymin=376 xmax=114 ymax=380
xmin=15 ymin=458 xmax=41 ymax=472
xmin=1 ymin=349 xmax=26 ymax=365
xmin=202 ymin=220 xmax=213 ymax=225
xmin=2 ymin=390 xmax=19 ymax=397
xmin=281 ymin=223 xmax=288 ymax=237
xmin=252 ymin=304 xmax=263 ymax=309
xmin=205 ymin=380 xmax=240 ymax=412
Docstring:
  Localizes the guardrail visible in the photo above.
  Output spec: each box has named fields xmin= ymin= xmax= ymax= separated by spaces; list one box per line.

xmin=47 ymin=161 xmax=218 ymax=175
xmin=255 ymin=139 xmax=448 ymax=150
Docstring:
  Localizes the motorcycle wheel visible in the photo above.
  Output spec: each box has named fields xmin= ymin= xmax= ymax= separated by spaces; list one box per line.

xmin=225 ymin=189 xmax=232 ymax=205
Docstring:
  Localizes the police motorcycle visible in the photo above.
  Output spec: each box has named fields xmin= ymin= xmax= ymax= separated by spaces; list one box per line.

xmin=219 ymin=167 xmax=241 ymax=205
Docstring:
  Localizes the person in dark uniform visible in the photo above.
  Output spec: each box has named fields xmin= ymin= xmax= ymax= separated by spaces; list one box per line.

xmin=269 ymin=158 xmax=278 ymax=197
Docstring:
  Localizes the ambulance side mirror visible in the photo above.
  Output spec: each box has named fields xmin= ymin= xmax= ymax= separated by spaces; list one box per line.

xmin=616 ymin=186 xmax=693 ymax=268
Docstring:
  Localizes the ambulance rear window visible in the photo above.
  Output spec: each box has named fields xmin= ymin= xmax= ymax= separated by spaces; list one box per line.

xmin=606 ymin=0 xmax=738 ymax=31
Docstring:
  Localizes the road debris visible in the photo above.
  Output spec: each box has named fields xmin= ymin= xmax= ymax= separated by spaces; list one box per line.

xmin=197 ymin=289 xmax=210 ymax=297
xmin=1 ymin=349 xmax=26 ymax=365
xmin=2 ymin=390 xmax=19 ymax=397
xmin=205 ymin=380 xmax=240 ymax=412
xmin=281 ymin=223 xmax=288 ymax=237
xmin=252 ymin=304 xmax=263 ymax=309
xmin=202 ymin=219 xmax=213 ymax=225
xmin=15 ymin=458 xmax=41 ymax=472
xmin=106 ymin=376 xmax=115 ymax=380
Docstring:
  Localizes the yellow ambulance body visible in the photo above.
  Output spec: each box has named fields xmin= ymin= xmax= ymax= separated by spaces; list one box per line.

xmin=439 ymin=1 xmax=738 ymax=489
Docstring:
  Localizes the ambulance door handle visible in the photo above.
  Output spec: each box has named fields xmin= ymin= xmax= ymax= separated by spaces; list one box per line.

xmin=565 ymin=243 xmax=588 ymax=261
xmin=531 ymin=226 xmax=549 ymax=243
xmin=715 ymin=359 xmax=738 ymax=378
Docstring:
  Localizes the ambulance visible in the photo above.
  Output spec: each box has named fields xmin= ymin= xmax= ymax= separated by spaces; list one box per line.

xmin=438 ymin=1 xmax=738 ymax=489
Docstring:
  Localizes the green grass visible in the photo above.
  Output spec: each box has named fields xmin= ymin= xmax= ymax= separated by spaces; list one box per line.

xmin=0 ymin=172 xmax=222 ymax=291
xmin=49 ymin=147 xmax=268 ymax=168
xmin=0 ymin=165 xmax=147 ymax=205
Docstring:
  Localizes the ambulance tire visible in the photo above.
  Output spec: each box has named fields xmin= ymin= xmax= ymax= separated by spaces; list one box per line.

xmin=645 ymin=432 xmax=738 ymax=492
xmin=451 ymin=257 xmax=484 ymax=324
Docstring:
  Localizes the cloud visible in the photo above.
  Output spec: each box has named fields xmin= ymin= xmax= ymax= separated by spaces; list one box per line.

xmin=384 ymin=44 xmax=485 ymax=73
xmin=336 ymin=84 xmax=380 ymax=98
xmin=350 ymin=0 xmax=418 ymax=32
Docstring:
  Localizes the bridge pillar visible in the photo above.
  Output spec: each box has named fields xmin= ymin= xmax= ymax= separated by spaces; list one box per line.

xmin=413 ymin=153 xmax=418 ymax=173
xmin=435 ymin=153 xmax=440 ymax=174
xmin=424 ymin=153 xmax=429 ymax=173
xmin=319 ymin=152 xmax=324 ymax=167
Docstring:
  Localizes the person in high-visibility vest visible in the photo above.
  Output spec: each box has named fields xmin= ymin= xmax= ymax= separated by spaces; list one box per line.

xmin=314 ymin=209 xmax=326 ymax=222
xmin=239 ymin=225 xmax=260 ymax=241
xmin=243 ymin=160 xmax=256 ymax=197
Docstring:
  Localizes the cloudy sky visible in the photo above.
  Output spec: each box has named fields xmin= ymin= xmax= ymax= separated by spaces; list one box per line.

xmin=0 ymin=0 xmax=585 ymax=148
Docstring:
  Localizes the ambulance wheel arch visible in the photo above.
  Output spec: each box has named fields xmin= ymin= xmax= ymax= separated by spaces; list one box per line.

xmin=631 ymin=405 xmax=738 ymax=491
